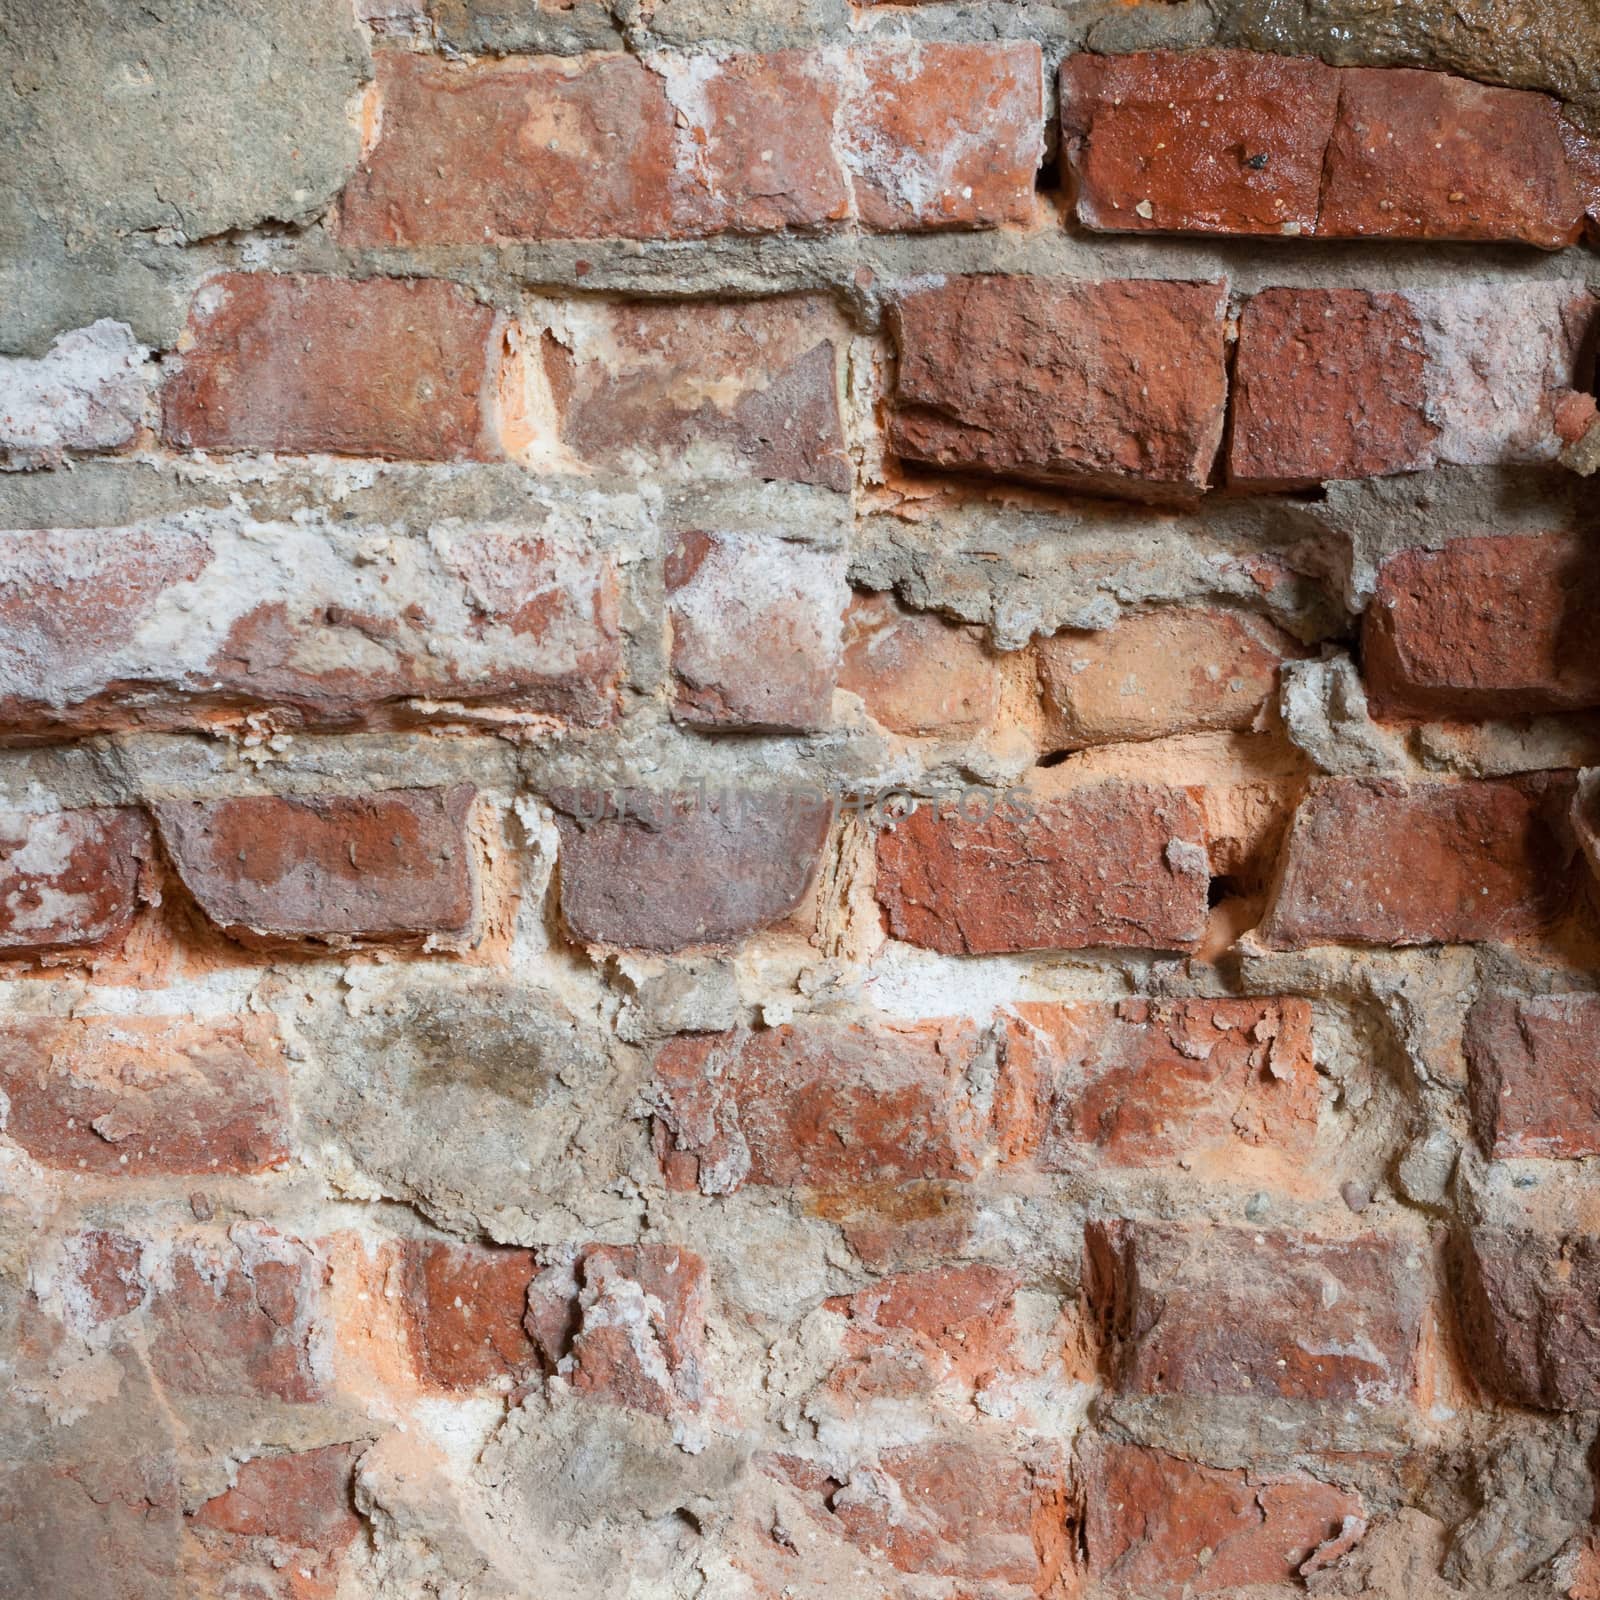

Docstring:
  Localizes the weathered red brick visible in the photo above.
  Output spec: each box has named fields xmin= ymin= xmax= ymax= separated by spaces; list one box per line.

xmin=1036 ymin=608 xmax=1302 ymax=748
xmin=342 ymin=46 xmax=1039 ymax=245
xmin=162 ymin=274 xmax=499 ymax=459
xmin=1320 ymin=69 xmax=1585 ymax=248
xmin=69 ymin=1228 xmax=148 ymax=1322
xmin=889 ymin=276 xmax=1229 ymax=504
xmin=825 ymin=1440 xmax=1064 ymax=1587
xmin=0 ymin=520 xmax=621 ymax=735
xmin=1060 ymin=49 xmax=1340 ymax=236
xmin=527 ymin=1244 xmax=708 ymax=1418
xmin=0 ymin=1015 xmax=288 ymax=1176
xmin=1230 ymin=284 xmax=1597 ymax=486
xmin=1082 ymin=1439 xmax=1364 ymax=1597
xmin=838 ymin=593 xmax=1000 ymax=739
xmin=1087 ymin=1221 xmax=1427 ymax=1402
xmin=99 ymin=1225 xmax=330 ymax=1403
xmin=340 ymin=51 xmax=840 ymax=246
xmin=1363 ymin=533 xmax=1600 ymax=720
xmin=875 ymin=781 xmax=1211 ymax=956
xmin=1005 ymin=997 xmax=1320 ymax=1170
xmin=190 ymin=1442 xmax=361 ymax=1554
xmin=1229 ymin=288 xmax=1435 ymax=488
xmin=400 ymin=1241 xmax=539 ymax=1390
xmin=1259 ymin=776 xmax=1578 ymax=949
xmin=154 ymin=786 xmax=477 ymax=948
xmin=1466 ymin=992 xmax=1600 ymax=1160
xmin=0 ymin=807 xmax=149 ymax=958
xmin=550 ymin=784 xmax=831 ymax=952
xmin=842 ymin=42 xmax=1043 ymax=231
xmin=666 ymin=531 xmax=847 ymax=732
xmin=1451 ymin=1225 xmax=1600 ymax=1410
xmin=537 ymin=297 xmax=851 ymax=491
xmin=650 ymin=1019 xmax=998 ymax=1194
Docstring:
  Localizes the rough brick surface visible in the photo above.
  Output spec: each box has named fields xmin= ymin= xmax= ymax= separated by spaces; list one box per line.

xmin=1363 ymin=532 xmax=1600 ymax=720
xmin=0 ymin=1015 xmax=288 ymax=1174
xmin=666 ymin=531 xmax=847 ymax=731
xmin=155 ymin=786 xmax=477 ymax=947
xmin=1061 ymin=50 xmax=1340 ymax=236
xmin=1062 ymin=50 xmax=1587 ymax=247
xmin=1261 ymin=776 xmax=1578 ymax=949
xmin=1036 ymin=608 xmax=1301 ymax=748
xmin=0 ymin=806 xmax=150 ymax=957
xmin=1452 ymin=1226 xmax=1600 ymax=1410
xmin=0 ymin=518 xmax=622 ymax=734
xmin=1321 ymin=69 xmax=1585 ymax=248
xmin=1006 ymin=997 xmax=1321 ymax=1170
xmin=536 ymin=297 xmax=850 ymax=490
xmin=1466 ymin=991 xmax=1600 ymax=1160
xmin=340 ymin=45 xmax=1039 ymax=245
xmin=651 ymin=1019 xmax=998 ymax=1193
xmin=401 ymin=1241 xmax=540 ymax=1389
xmin=1231 ymin=283 xmax=1597 ymax=485
xmin=838 ymin=593 xmax=999 ymax=738
xmin=162 ymin=274 xmax=500 ymax=459
xmin=888 ymin=276 xmax=1229 ymax=504
xmin=1089 ymin=1220 xmax=1426 ymax=1402
xmin=875 ymin=781 xmax=1211 ymax=955
xmin=551 ymin=785 xmax=832 ymax=951
xmin=841 ymin=42 xmax=1043 ymax=231
xmin=1082 ymin=1440 xmax=1364 ymax=1597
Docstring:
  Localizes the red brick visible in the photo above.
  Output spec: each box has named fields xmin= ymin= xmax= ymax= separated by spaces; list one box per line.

xmin=1060 ymin=49 xmax=1339 ymax=236
xmin=1005 ymin=997 xmax=1320 ymax=1170
xmin=70 ymin=1228 xmax=148 ymax=1323
xmin=1363 ymin=533 xmax=1600 ymax=720
xmin=650 ymin=1019 xmax=999 ymax=1194
xmin=0 ymin=521 xmax=621 ymax=736
xmin=341 ymin=47 xmax=1039 ymax=245
xmin=889 ymin=276 xmax=1229 ymax=504
xmin=1321 ymin=69 xmax=1585 ymax=248
xmin=0 ymin=1015 xmax=288 ymax=1176
xmin=824 ymin=1440 xmax=1065 ymax=1588
xmin=190 ymin=1442 xmax=361 ymax=1553
xmin=0 ymin=807 xmax=150 ymax=958
xmin=162 ymin=274 xmax=499 ymax=459
xmin=1259 ymin=776 xmax=1578 ymax=949
xmin=1087 ymin=1220 xmax=1426 ymax=1403
xmin=838 ymin=593 xmax=1000 ymax=739
xmin=1232 ymin=283 xmax=1597 ymax=487
xmin=875 ymin=781 xmax=1211 ymax=956
xmin=1082 ymin=1439 xmax=1364 ymax=1597
xmin=155 ymin=786 xmax=477 ymax=949
xmin=400 ymin=1241 xmax=539 ymax=1390
xmin=526 ymin=1243 xmax=708 ymax=1419
xmin=666 ymin=531 xmax=847 ymax=732
xmin=1229 ymin=288 xmax=1437 ymax=488
xmin=1466 ymin=992 xmax=1600 ymax=1160
xmin=1451 ymin=1225 xmax=1600 ymax=1410
xmin=822 ymin=1265 xmax=1022 ymax=1404
xmin=340 ymin=52 xmax=841 ymax=246
xmin=550 ymin=784 xmax=831 ymax=952
xmin=105 ymin=1226 xmax=330 ymax=1402
xmin=842 ymin=43 xmax=1043 ymax=231
xmin=1035 ymin=608 xmax=1302 ymax=748
xmin=538 ymin=297 xmax=850 ymax=491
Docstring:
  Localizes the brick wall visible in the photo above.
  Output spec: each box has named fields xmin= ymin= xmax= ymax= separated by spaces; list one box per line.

xmin=2 ymin=2 xmax=1599 ymax=1597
